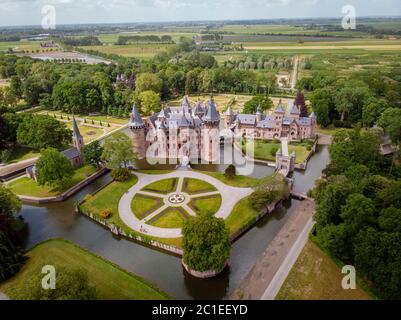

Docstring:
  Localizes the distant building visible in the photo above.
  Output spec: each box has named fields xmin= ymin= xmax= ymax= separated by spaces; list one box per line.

xmin=225 ymin=99 xmax=316 ymax=140
xmin=26 ymin=115 xmax=84 ymax=181
xmin=129 ymin=96 xmax=220 ymax=162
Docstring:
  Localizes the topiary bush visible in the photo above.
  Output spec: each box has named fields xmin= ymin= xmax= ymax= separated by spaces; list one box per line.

xmin=100 ymin=209 xmax=112 ymax=219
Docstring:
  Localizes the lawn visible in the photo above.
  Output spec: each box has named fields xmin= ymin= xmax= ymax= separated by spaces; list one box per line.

xmin=0 ymin=239 xmax=170 ymax=300
xmin=250 ymin=140 xmax=311 ymax=163
xmin=197 ymin=171 xmax=262 ymax=188
xmin=142 ymin=178 xmax=178 ymax=194
xmin=39 ymin=110 xmax=129 ymax=125
xmin=182 ymin=178 xmax=216 ymax=194
xmin=225 ymin=196 xmax=259 ymax=235
xmin=148 ymin=207 xmax=189 ymax=229
xmin=8 ymin=165 xmax=97 ymax=197
xmin=189 ymin=195 xmax=222 ymax=215
xmin=66 ymin=122 xmax=107 ymax=143
xmin=131 ymin=194 xmax=164 ymax=219
xmin=79 ymin=174 xmax=182 ymax=248
xmin=4 ymin=146 xmax=40 ymax=164
xmin=276 ymin=240 xmax=372 ymax=300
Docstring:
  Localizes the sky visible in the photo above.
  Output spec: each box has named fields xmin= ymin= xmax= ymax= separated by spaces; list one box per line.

xmin=0 ymin=0 xmax=400 ymax=27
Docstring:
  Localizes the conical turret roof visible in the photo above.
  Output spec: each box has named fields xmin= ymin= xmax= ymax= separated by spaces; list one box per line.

xmin=129 ymin=104 xmax=145 ymax=128
xmin=203 ymin=96 xmax=220 ymax=122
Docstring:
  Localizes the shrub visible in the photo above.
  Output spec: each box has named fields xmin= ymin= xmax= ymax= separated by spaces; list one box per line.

xmin=306 ymin=145 xmax=312 ymax=151
xmin=100 ymin=209 xmax=112 ymax=219
xmin=270 ymin=146 xmax=279 ymax=157
xmin=224 ymin=164 xmax=236 ymax=179
xmin=110 ymin=168 xmax=131 ymax=182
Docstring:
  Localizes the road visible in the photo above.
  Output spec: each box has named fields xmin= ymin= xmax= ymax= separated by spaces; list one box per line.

xmin=261 ymin=217 xmax=315 ymax=300
xmin=231 ymin=199 xmax=316 ymax=300
xmin=290 ymin=56 xmax=299 ymax=90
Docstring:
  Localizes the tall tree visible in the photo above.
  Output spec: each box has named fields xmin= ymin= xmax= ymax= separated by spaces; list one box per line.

xmin=294 ymin=91 xmax=308 ymax=117
xmin=36 ymin=148 xmax=73 ymax=189
xmin=101 ymin=133 xmax=135 ymax=169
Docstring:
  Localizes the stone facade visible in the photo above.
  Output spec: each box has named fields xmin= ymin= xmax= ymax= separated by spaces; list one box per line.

xmin=225 ymin=99 xmax=316 ymax=141
xmin=129 ymin=96 xmax=221 ymax=162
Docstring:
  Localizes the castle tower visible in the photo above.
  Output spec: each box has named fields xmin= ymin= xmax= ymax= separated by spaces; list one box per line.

xmin=256 ymin=105 xmax=263 ymax=123
xmin=275 ymin=137 xmax=295 ymax=176
xmin=202 ymin=96 xmax=220 ymax=162
xmin=129 ymin=104 xmax=147 ymax=159
xmin=72 ymin=113 xmax=84 ymax=153
xmin=224 ymin=105 xmax=235 ymax=128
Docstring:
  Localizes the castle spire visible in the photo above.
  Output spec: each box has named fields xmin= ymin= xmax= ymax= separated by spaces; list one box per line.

xmin=72 ymin=113 xmax=84 ymax=152
xmin=203 ymin=96 xmax=220 ymax=123
xmin=129 ymin=104 xmax=145 ymax=128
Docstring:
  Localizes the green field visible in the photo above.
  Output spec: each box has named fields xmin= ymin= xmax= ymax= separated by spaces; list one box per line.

xmin=225 ymin=195 xmax=259 ymax=235
xmin=0 ymin=239 xmax=170 ymax=300
xmin=142 ymin=178 xmax=178 ymax=194
xmin=276 ymin=240 xmax=372 ymax=300
xmin=198 ymin=171 xmax=262 ymax=188
xmin=131 ymin=194 xmax=163 ymax=219
xmin=189 ymin=195 xmax=222 ymax=215
xmin=79 ymin=43 xmax=175 ymax=59
xmin=8 ymin=165 xmax=97 ymax=197
xmin=148 ymin=207 xmax=189 ymax=229
xmin=250 ymin=140 xmax=311 ymax=163
xmin=182 ymin=178 xmax=216 ymax=194
xmin=79 ymin=174 xmax=183 ymax=248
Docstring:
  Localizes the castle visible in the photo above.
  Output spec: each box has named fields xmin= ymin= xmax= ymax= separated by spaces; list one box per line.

xmin=224 ymin=100 xmax=316 ymax=140
xmin=129 ymin=96 xmax=220 ymax=162
xmin=26 ymin=115 xmax=84 ymax=181
xmin=129 ymin=96 xmax=316 ymax=163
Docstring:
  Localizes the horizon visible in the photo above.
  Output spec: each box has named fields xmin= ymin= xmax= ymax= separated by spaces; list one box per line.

xmin=0 ymin=0 xmax=400 ymax=28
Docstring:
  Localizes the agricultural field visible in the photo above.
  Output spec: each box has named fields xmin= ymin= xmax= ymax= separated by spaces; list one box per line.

xmin=0 ymin=40 xmax=43 ymax=53
xmin=78 ymin=43 xmax=176 ymax=59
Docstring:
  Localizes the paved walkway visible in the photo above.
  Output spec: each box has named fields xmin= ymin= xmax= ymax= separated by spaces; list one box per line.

xmin=119 ymin=170 xmax=253 ymax=238
xmin=231 ymin=199 xmax=316 ymax=300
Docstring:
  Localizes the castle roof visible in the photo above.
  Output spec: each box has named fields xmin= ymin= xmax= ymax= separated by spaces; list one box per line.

xmin=275 ymin=101 xmax=285 ymax=114
xmin=256 ymin=105 xmax=262 ymax=115
xmin=129 ymin=104 xmax=145 ymax=128
xmin=179 ymin=112 xmax=191 ymax=127
xmin=237 ymin=114 xmax=257 ymax=125
xmin=290 ymin=103 xmax=301 ymax=115
xmin=203 ymin=97 xmax=220 ymax=122
xmin=194 ymin=101 xmax=204 ymax=115
xmin=158 ymin=108 xmax=167 ymax=118
xmin=256 ymin=115 xmax=275 ymax=128
xmin=225 ymin=106 xmax=234 ymax=116
xmin=309 ymin=112 xmax=316 ymax=118
xmin=297 ymin=117 xmax=312 ymax=127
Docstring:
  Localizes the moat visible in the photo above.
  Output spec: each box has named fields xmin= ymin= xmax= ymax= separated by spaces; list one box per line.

xmin=18 ymin=140 xmax=330 ymax=300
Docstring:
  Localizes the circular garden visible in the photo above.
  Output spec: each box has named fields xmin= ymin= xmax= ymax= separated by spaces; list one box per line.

xmin=130 ymin=177 xmax=222 ymax=229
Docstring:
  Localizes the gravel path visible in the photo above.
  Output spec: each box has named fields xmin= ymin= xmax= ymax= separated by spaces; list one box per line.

xmin=119 ymin=170 xmax=253 ymax=238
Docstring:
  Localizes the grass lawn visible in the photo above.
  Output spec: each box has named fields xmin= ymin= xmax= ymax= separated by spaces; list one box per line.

xmin=80 ymin=174 xmax=183 ymax=248
xmin=8 ymin=165 xmax=97 ymax=197
xmin=276 ymin=240 xmax=372 ymax=300
xmin=198 ymin=171 xmax=262 ymax=188
xmin=225 ymin=196 xmax=259 ymax=235
xmin=189 ymin=195 xmax=222 ymax=215
xmin=4 ymin=146 xmax=40 ymax=164
xmin=131 ymin=194 xmax=163 ymax=219
xmin=66 ymin=123 xmax=107 ymax=143
xmin=251 ymin=140 xmax=310 ymax=163
xmin=148 ymin=207 xmax=189 ymax=229
xmin=0 ymin=239 xmax=170 ymax=300
xmin=142 ymin=178 xmax=178 ymax=194
xmin=182 ymin=178 xmax=216 ymax=194
xmin=316 ymin=125 xmax=353 ymax=136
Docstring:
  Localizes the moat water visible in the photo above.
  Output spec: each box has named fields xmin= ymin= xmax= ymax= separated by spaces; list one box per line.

xmin=18 ymin=136 xmax=330 ymax=299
